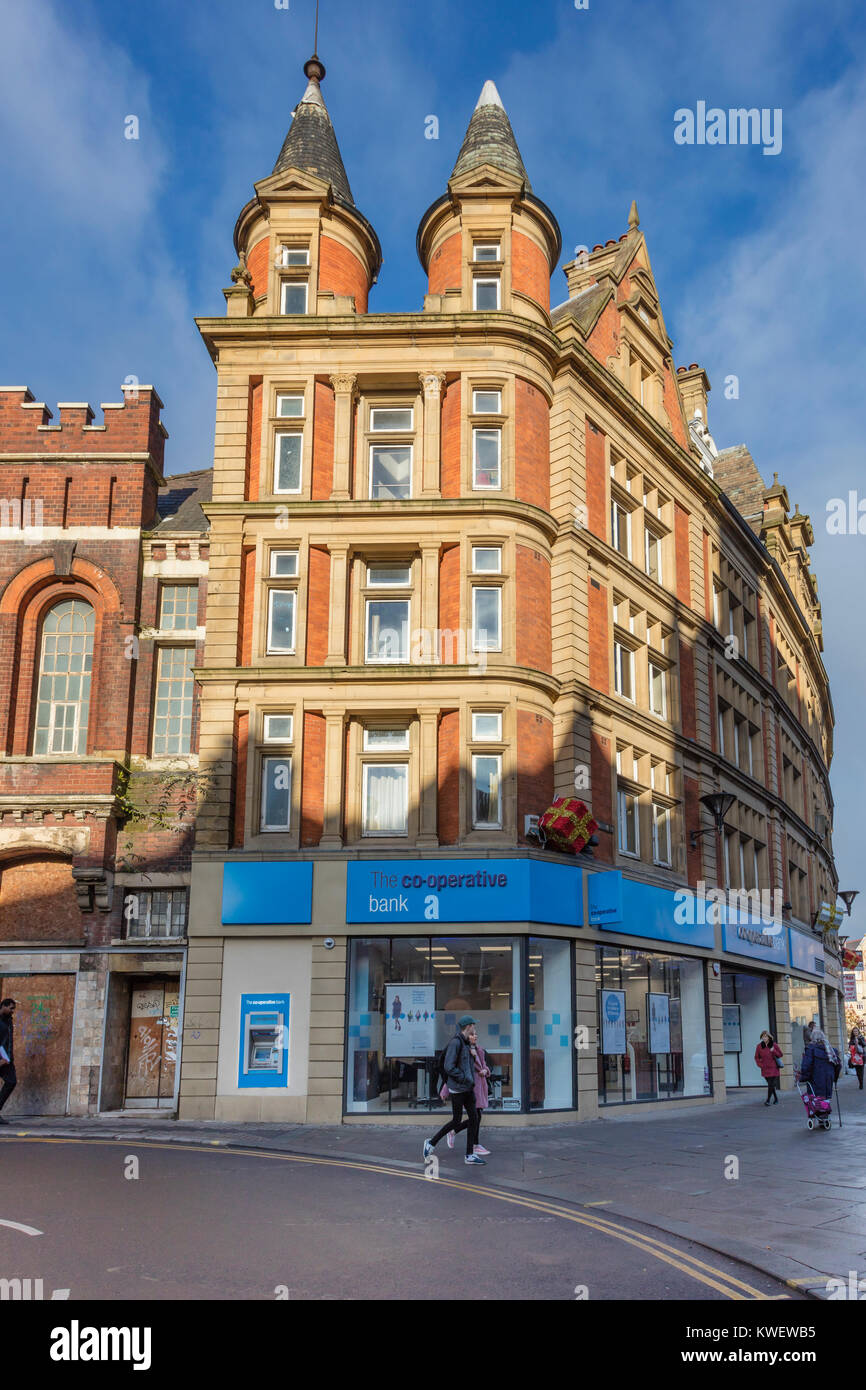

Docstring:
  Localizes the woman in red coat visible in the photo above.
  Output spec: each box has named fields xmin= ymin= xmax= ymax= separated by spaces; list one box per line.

xmin=754 ymin=1031 xmax=783 ymax=1105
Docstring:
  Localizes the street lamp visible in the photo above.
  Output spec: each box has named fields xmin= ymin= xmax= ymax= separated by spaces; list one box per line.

xmin=839 ymin=890 xmax=860 ymax=916
xmin=689 ymin=792 xmax=737 ymax=850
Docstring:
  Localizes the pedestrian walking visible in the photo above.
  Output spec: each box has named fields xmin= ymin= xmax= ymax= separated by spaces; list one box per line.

xmin=754 ymin=1030 xmax=783 ymax=1105
xmin=849 ymin=1030 xmax=865 ymax=1090
xmin=443 ymin=1023 xmax=492 ymax=1153
xmin=0 ymin=998 xmax=17 ymax=1123
xmin=799 ymin=1028 xmax=837 ymax=1101
xmin=424 ymin=1015 xmax=485 ymax=1166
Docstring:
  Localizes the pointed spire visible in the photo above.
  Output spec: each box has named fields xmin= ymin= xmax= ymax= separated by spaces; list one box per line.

xmin=450 ymin=79 xmax=531 ymax=187
xmin=272 ymin=54 xmax=354 ymax=206
xmin=628 ymin=199 xmax=640 ymax=231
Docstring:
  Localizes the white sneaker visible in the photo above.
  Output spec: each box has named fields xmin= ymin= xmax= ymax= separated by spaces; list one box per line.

xmin=446 ymin=1131 xmax=455 ymax=1149
xmin=465 ymin=1153 xmax=486 ymax=1165
xmin=474 ymin=1144 xmax=490 ymax=1156
xmin=422 ymin=1139 xmax=434 ymax=1160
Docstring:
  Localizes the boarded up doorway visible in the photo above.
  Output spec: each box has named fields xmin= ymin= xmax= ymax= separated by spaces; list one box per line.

xmin=124 ymin=979 xmax=179 ymax=1109
xmin=0 ymin=974 xmax=75 ymax=1115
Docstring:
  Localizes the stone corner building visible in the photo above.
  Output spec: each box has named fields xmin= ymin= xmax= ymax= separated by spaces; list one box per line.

xmin=0 ymin=387 xmax=210 ymax=1114
xmin=178 ymin=57 xmax=842 ymax=1126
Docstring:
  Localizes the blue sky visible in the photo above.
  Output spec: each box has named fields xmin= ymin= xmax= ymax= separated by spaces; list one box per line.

xmin=0 ymin=0 xmax=864 ymax=914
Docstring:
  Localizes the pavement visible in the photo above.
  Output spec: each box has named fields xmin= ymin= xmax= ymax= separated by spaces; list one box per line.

xmin=5 ymin=1077 xmax=866 ymax=1299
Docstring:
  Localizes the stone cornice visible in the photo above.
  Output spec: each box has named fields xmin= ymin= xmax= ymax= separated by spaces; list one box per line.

xmin=194 ymin=661 xmax=561 ymax=700
xmin=202 ymin=495 xmax=559 ymax=544
xmin=195 ymin=310 xmax=559 ymax=369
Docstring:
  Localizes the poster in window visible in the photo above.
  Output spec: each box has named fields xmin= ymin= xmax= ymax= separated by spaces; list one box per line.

xmin=722 ymin=1003 xmax=742 ymax=1053
xmin=600 ymin=989 xmax=627 ymax=1055
xmin=647 ymin=991 xmax=671 ymax=1054
xmin=385 ymin=984 xmax=436 ymax=1057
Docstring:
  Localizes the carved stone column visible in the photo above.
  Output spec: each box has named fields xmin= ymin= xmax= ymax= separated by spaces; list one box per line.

xmin=320 ymin=709 xmax=346 ymax=849
xmin=330 ymin=374 xmax=357 ymax=500
xmin=419 ymin=372 xmax=446 ymax=497
xmin=419 ymin=543 xmax=440 ymax=662
xmin=326 ymin=543 xmax=350 ymax=665
xmin=417 ymin=709 xmax=440 ymax=847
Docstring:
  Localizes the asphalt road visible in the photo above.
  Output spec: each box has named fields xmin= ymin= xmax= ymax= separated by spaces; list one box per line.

xmin=0 ymin=1137 xmax=806 ymax=1301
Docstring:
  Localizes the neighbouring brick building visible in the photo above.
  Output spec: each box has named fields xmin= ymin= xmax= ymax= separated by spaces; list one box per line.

xmin=177 ymin=57 xmax=844 ymax=1126
xmin=0 ymin=385 xmax=211 ymax=1113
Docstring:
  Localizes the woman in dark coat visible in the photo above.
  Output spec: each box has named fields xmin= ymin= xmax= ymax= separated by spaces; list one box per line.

xmin=800 ymin=1035 xmax=836 ymax=1100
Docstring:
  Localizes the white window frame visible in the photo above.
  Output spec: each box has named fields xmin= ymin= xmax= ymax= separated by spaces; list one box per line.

xmin=471 ymin=546 xmax=501 ymax=574
xmin=267 ymin=589 xmax=297 ymax=654
xmin=472 ymin=753 xmax=503 ymax=829
xmin=365 ymin=598 xmax=410 ymax=664
xmin=652 ymin=802 xmax=672 ymax=867
xmin=366 ymin=565 xmax=412 ymax=588
xmin=473 ymin=276 xmax=500 ymax=310
xmin=644 ymin=525 xmax=662 ymax=583
xmin=713 ymin=582 xmax=723 ymax=630
xmin=473 ymin=243 xmax=500 ymax=262
xmin=280 ymin=246 xmax=310 ymax=267
xmin=369 ymin=442 xmax=413 ymax=500
xmin=363 ymin=728 xmax=410 ymax=751
xmin=472 ymin=389 xmax=502 ymax=414
xmin=649 ymin=661 xmax=667 ymax=718
xmin=273 ymin=431 xmax=303 ymax=494
xmin=614 ymin=642 xmax=634 ymax=702
xmin=617 ymin=787 xmax=640 ymax=858
xmin=472 ymin=427 xmax=502 ymax=490
xmin=717 ymin=706 xmax=726 ymax=757
xmin=159 ymin=583 xmax=198 ymax=632
xmin=261 ymin=755 xmax=293 ymax=831
xmin=280 ymin=280 xmax=308 ymax=314
xmin=723 ymin=831 xmax=733 ymax=889
xmin=472 ymin=586 xmax=502 ymax=653
xmin=269 ymin=550 xmax=299 ymax=578
xmin=276 ymin=392 xmax=304 ymax=418
xmin=611 ymin=499 xmax=631 ymax=558
xmin=370 ymin=407 xmax=414 ymax=433
xmin=362 ymin=762 xmax=409 ymax=837
xmin=47 ymin=701 xmax=81 ymax=755
xmin=471 ymin=711 xmax=502 ymax=742
xmin=263 ymin=713 xmax=294 ymax=743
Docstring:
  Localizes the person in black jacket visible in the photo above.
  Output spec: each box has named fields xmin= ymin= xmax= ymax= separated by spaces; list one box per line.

xmin=0 ymin=999 xmax=17 ymax=1123
xmin=423 ymin=1016 xmax=486 ymax=1165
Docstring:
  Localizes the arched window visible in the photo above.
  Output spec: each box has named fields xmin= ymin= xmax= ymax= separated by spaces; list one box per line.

xmin=33 ymin=599 xmax=95 ymax=754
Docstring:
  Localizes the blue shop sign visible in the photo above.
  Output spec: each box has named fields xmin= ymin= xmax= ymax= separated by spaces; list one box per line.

xmin=721 ymin=916 xmax=788 ymax=965
xmin=590 ymin=872 xmax=715 ymax=949
xmin=346 ymin=858 xmax=583 ymax=925
xmin=788 ymin=928 xmax=825 ymax=978
xmin=222 ymin=862 xmax=313 ymax=924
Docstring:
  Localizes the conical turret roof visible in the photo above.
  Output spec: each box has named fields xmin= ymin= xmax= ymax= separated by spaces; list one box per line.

xmin=272 ymin=55 xmax=354 ymax=205
xmin=450 ymin=79 xmax=531 ymax=187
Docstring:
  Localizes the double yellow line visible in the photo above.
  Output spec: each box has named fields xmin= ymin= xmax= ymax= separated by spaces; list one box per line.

xmin=4 ymin=1136 xmax=780 ymax=1301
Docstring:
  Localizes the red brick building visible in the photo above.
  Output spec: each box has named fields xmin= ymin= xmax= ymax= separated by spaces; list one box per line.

xmin=0 ymin=384 xmax=210 ymax=1114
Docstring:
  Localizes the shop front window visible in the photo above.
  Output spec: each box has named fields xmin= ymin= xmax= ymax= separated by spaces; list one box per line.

xmin=721 ymin=969 xmax=775 ymax=1087
xmin=789 ymin=980 xmax=822 ymax=1053
xmin=346 ymin=935 xmax=574 ymax=1114
xmin=596 ymin=946 xmax=709 ymax=1105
